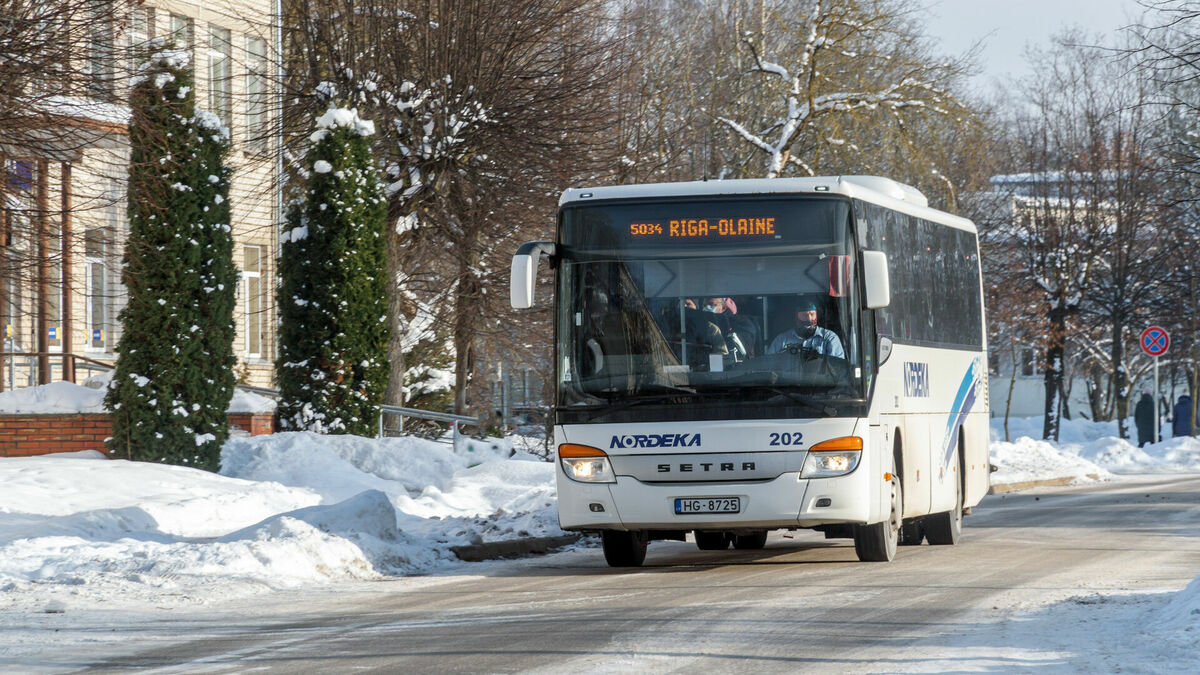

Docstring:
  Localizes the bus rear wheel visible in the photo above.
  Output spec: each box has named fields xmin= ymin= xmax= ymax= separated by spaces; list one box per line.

xmin=732 ymin=531 xmax=768 ymax=550
xmin=602 ymin=530 xmax=648 ymax=567
xmin=694 ymin=531 xmax=731 ymax=550
xmin=854 ymin=467 xmax=901 ymax=562
xmin=926 ymin=452 xmax=963 ymax=545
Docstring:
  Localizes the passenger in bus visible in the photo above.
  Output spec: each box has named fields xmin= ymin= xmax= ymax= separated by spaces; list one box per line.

xmin=721 ymin=297 xmax=762 ymax=357
xmin=702 ymin=297 xmax=750 ymax=359
xmin=766 ymin=301 xmax=845 ymax=358
xmin=684 ymin=298 xmax=727 ymax=356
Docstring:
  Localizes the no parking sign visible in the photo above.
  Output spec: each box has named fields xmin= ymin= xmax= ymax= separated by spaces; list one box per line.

xmin=1140 ymin=326 xmax=1170 ymax=357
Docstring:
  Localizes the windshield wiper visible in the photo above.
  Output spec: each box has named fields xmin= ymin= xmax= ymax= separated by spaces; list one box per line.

xmin=581 ymin=384 xmax=705 ymax=420
xmin=745 ymin=386 xmax=839 ymax=417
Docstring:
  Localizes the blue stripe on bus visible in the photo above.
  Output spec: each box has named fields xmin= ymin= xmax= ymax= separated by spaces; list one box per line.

xmin=941 ymin=358 xmax=981 ymax=469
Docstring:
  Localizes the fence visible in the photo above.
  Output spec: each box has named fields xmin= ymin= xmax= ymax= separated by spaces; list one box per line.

xmin=379 ymin=404 xmax=481 ymax=447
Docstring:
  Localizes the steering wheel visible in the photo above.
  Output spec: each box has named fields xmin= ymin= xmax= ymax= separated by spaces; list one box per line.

xmin=785 ymin=343 xmax=819 ymax=361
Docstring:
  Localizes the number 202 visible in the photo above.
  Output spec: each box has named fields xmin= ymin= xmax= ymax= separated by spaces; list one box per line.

xmin=769 ymin=432 xmax=803 ymax=446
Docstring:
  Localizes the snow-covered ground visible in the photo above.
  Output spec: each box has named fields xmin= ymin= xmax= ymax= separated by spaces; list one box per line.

xmin=990 ymin=414 xmax=1200 ymax=484
xmin=1 ymin=379 xmax=1198 ymax=670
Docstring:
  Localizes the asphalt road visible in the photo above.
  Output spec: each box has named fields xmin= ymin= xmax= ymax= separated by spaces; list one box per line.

xmin=89 ymin=475 xmax=1200 ymax=673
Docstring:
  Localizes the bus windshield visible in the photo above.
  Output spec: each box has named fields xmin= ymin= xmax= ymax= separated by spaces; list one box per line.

xmin=557 ymin=197 xmax=866 ymax=420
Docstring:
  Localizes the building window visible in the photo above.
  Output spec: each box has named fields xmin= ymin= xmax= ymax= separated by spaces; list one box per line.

xmin=209 ymin=25 xmax=232 ymax=131
xmin=85 ymin=229 xmax=109 ymax=351
xmin=86 ymin=2 xmax=113 ymax=99
xmin=130 ymin=7 xmax=155 ymax=68
xmin=2 ymin=253 xmax=21 ymax=350
xmin=170 ymin=14 xmax=193 ymax=57
xmin=243 ymin=245 xmax=263 ymax=357
xmin=245 ymin=36 xmax=269 ymax=152
xmin=1020 ymin=346 xmax=1037 ymax=377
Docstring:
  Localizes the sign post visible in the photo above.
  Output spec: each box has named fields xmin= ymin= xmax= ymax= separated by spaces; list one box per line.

xmin=1140 ymin=326 xmax=1171 ymax=443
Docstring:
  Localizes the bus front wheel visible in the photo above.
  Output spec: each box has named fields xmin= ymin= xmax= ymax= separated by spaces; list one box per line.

xmin=853 ymin=466 xmax=901 ymax=562
xmin=602 ymin=530 xmax=648 ymax=567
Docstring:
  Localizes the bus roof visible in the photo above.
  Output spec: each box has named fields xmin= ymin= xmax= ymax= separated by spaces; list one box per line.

xmin=559 ymin=176 xmax=977 ymax=233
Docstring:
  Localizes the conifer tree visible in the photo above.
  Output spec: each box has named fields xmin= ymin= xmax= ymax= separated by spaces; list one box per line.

xmin=105 ymin=47 xmax=237 ymax=470
xmin=276 ymin=107 xmax=390 ymax=435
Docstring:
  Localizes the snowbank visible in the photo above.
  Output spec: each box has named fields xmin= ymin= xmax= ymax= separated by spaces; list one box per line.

xmin=989 ymin=416 xmax=1200 ymax=486
xmin=0 ymin=431 xmax=563 ymax=610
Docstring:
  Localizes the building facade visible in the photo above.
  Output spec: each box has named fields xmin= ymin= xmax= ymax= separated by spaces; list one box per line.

xmin=0 ymin=0 xmax=279 ymax=391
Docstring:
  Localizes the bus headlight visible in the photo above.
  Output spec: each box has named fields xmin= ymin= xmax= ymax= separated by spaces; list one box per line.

xmin=559 ymin=444 xmax=616 ymax=483
xmin=801 ymin=436 xmax=863 ymax=478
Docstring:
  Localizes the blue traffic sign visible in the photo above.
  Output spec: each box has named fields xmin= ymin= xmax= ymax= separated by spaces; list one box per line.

xmin=1140 ymin=326 xmax=1170 ymax=357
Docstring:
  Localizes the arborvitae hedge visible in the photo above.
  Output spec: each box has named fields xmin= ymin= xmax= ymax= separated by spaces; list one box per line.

xmin=105 ymin=47 xmax=236 ymax=470
xmin=276 ymin=107 xmax=390 ymax=436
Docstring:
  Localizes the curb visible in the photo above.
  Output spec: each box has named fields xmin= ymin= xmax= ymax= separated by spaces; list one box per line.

xmin=451 ymin=534 xmax=585 ymax=562
xmin=989 ymin=474 xmax=1102 ymax=494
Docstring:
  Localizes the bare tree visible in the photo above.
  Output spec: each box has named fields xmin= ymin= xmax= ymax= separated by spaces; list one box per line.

xmin=285 ymin=0 xmax=623 ymax=415
xmin=716 ymin=0 xmax=971 ymax=180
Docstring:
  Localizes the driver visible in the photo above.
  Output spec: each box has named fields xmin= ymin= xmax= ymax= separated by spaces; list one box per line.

xmin=767 ymin=301 xmax=845 ymax=358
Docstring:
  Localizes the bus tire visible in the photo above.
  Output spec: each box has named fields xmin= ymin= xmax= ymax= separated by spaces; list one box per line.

xmin=926 ymin=447 xmax=964 ymax=545
xmin=732 ymin=531 xmax=768 ymax=550
xmin=899 ymin=519 xmax=924 ymax=546
xmin=694 ymin=531 xmax=731 ymax=550
xmin=602 ymin=530 xmax=648 ymax=567
xmin=854 ymin=463 xmax=901 ymax=562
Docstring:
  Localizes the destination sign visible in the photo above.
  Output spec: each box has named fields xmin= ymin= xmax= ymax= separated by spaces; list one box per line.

xmin=628 ymin=217 xmax=778 ymax=240
xmin=560 ymin=197 xmax=848 ymax=249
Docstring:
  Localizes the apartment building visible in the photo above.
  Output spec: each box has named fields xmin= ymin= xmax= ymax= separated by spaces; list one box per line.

xmin=0 ymin=0 xmax=279 ymax=390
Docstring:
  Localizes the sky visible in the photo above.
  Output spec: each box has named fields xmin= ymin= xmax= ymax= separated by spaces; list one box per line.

xmin=921 ymin=0 xmax=1151 ymax=92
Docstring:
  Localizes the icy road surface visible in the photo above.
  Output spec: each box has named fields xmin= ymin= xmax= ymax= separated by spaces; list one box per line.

xmin=63 ymin=474 xmax=1200 ymax=673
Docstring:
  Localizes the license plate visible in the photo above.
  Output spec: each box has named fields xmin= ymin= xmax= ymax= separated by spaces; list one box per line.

xmin=674 ymin=497 xmax=741 ymax=514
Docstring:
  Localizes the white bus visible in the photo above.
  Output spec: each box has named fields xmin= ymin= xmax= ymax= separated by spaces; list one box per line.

xmin=511 ymin=176 xmax=989 ymax=566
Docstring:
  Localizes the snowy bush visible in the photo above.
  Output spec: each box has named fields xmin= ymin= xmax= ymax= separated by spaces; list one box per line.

xmin=276 ymin=105 xmax=390 ymax=436
xmin=105 ymin=46 xmax=236 ymax=470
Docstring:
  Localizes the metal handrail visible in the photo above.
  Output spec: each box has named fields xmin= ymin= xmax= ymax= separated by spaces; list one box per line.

xmin=380 ymin=404 xmax=478 ymax=425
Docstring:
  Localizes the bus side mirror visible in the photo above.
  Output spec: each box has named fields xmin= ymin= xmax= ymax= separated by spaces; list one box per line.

xmin=862 ymin=250 xmax=890 ymax=309
xmin=510 ymin=241 xmax=557 ymax=309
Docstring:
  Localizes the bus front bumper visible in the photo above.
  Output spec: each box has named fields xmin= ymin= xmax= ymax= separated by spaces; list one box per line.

xmin=557 ymin=471 xmax=872 ymax=531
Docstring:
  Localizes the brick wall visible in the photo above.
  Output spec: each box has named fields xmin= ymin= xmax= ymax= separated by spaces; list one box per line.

xmin=0 ymin=413 xmax=276 ymax=457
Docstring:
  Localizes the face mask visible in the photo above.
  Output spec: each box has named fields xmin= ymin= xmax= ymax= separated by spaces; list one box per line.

xmin=703 ymin=305 xmax=718 ymax=313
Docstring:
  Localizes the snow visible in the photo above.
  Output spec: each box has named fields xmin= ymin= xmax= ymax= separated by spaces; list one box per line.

xmin=311 ymin=106 xmax=376 ymax=140
xmin=0 ymin=429 xmax=556 ymax=610
xmin=990 ymin=415 xmax=1200 ymax=484
xmin=0 ymin=376 xmax=275 ymax=415
xmin=0 ymin=380 xmax=1196 ymax=669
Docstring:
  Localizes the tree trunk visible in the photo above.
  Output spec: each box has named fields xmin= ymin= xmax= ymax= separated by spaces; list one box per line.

xmin=1190 ymin=364 xmax=1198 ymax=437
xmin=1112 ymin=317 xmax=1128 ymax=440
xmin=1004 ymin=339 xmax=1018 ymax=441
xmin=383 ymin=229 xmax=407 ymax=408
xmin=452 ymin=234 xmax=482 ymax=416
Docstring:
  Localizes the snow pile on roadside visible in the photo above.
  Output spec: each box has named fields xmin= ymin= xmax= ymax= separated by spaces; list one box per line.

xmin=988 ymin=435 xmax=1114 ymax=486
xmin=1153 ymin=574 xmax=1200 ymax=648
xmin=0 ymin=433 xmax=561 ymax=609
xmin=990 ymin=416 xmax=1200 ymax=485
